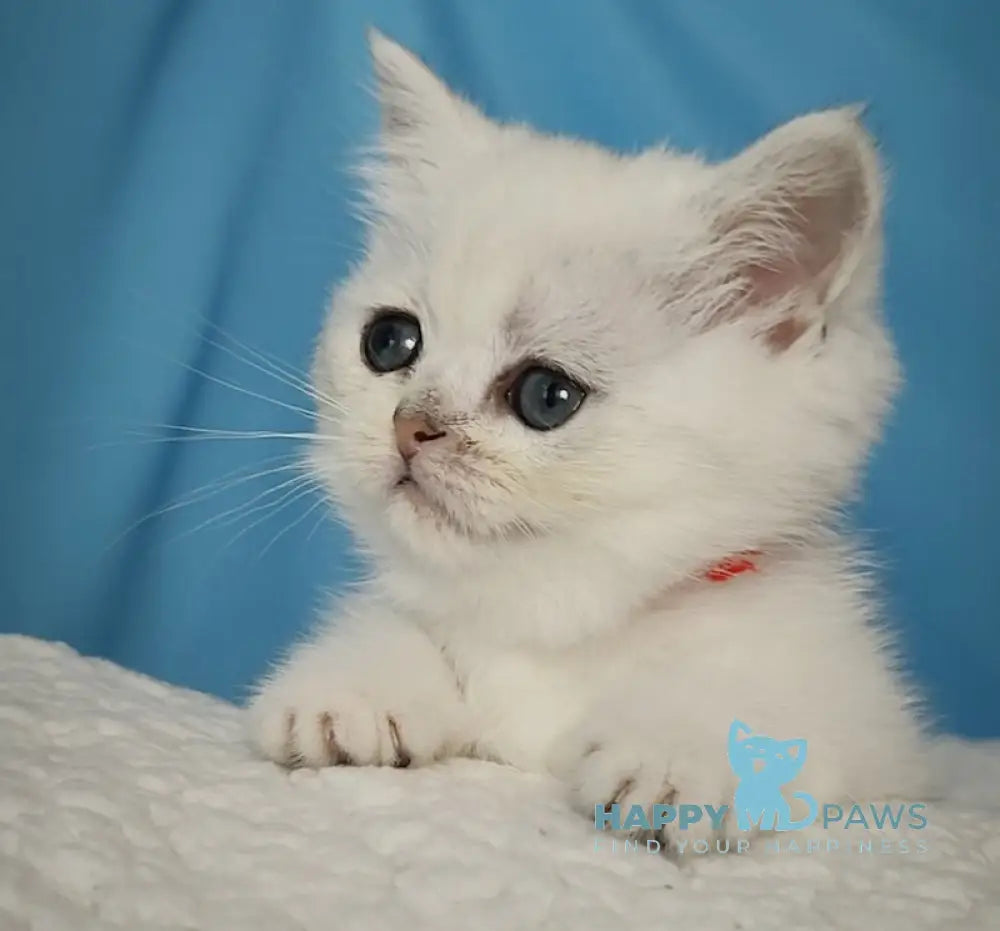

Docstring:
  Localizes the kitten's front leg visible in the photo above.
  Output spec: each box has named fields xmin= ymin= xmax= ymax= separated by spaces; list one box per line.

xmin=248 ymin=597 xmax=468 ymax=768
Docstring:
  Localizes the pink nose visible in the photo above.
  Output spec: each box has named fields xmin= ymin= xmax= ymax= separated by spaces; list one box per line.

xmin=393 ymin=411 xmax=449 ymax=463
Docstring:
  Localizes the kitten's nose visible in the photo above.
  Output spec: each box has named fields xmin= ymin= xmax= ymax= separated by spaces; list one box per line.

xmin=393 ymin=410 xmax=449 ymax=463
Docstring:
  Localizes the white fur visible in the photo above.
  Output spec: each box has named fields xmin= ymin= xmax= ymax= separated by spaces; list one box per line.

xmin=248 ymin=33 xmax=928 ymax=845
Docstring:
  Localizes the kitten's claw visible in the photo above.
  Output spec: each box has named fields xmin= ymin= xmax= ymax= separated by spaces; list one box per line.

xmin=555 ymin=728 xmax=733 ymax=850
xmin=386 ymin=715 xmax=412 ymax=768
xmin=317 ymin=712 xmax=354 ymax=766
xmin=604 ymin=776 xmax=636 ymax=812
xmin=597 ymin=772 xmax=679 ymax=849
xmin=250 ymin=685 xmax=448 ymax=769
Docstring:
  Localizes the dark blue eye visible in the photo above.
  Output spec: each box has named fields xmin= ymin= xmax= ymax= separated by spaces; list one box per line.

xmin=362 ymin=310 xmax=422 ymax=373
xmin=507 ymin=366 xmax=586 ymax=431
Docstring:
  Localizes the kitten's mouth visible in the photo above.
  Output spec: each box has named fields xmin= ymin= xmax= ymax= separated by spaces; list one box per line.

xmin=388 ymin=468 xmax=539 ymax=545
xmin=392 ymin=469 xmax=474 ymax=536
xmin=392 ymin=471 xmax=439 ymax=515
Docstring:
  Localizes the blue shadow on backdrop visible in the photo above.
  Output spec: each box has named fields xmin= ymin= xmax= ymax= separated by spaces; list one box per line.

xmin=1 ymin=1 xmax=997 ymax=735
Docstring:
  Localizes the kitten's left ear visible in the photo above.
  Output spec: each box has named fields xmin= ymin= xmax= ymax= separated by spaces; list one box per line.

xmin=705 ymin=108 xmax=882 ymax=349
xmin=367 ymin=30 xmax=490 ymax=178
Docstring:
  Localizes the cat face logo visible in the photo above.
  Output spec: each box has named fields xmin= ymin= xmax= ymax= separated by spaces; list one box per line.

xmin=727 ymin=720 xmax=818 ymax=832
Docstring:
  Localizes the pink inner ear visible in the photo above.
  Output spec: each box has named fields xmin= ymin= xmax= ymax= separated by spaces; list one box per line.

xmin=743 ymin=181 xmax=868 ymax=307
xmin=710 ymin=141 xmax=871 ymax=350
xmin=762 ymin=317 xmax=809 ymax=351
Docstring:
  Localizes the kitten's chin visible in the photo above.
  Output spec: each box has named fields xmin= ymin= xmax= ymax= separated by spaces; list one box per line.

xmin=381 ymin=477 xmax=539 ymax=561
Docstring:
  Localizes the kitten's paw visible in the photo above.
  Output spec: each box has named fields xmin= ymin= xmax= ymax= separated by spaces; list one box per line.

xmin=555 ymin=731 xmax=735 ymax=851
xmin=249 ymin=684 xmax=445 ymax=769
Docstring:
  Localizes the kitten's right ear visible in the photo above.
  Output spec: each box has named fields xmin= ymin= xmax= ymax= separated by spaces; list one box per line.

xmin=367 ymin=30 xmax=489 ymax=179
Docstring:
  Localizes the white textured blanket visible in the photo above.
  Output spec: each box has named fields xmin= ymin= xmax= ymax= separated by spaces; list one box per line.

xmin=1 ymin=634 xmax=998 ymax=930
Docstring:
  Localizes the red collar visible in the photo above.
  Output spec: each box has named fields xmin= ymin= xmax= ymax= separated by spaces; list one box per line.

xmin=703 ymin=550 xmax=761 ymax=582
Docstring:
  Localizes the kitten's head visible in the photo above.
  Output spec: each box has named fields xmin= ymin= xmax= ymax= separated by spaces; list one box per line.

xmin=311 ymin=33 xmax=898 ymax=571
xmin=728 ymin=721 xmax=807 ymax=785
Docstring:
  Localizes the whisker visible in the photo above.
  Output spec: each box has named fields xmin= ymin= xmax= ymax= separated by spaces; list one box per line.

xmin=118 ymin=285 xmax=347 ymax=419
xmin=258 ymin=495 xmax=328 ymax=559
xmin=101 ymin=454 xmax=302 ymax=554
xmin=168 ymin=471 xmax=314 ymax=544
xmin=127 ymin=423 xmax=315 ymax=438
xmin=133 ymin=288 xmax=325 ymax=398
xmin=88 ymin=428 xmax=324 ymax=451
xmin=213 ymin=472 xmax=318 ymax=531
xmin=304 ymin=506 xmax=329 ymax=543
xmin=197 ymin=321 xmax=345 ymax=414
xmin=117 ymin=333 xmax=341 ymax=428
xmin=222 ymin=478 xmax=321 ymax=552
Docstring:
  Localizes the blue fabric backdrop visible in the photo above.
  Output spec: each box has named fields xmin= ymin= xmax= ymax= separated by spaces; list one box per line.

xmin=1 ymin=1 xmax=997 ymax=736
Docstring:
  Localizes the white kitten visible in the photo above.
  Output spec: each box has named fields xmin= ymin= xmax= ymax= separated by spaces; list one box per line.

xmin=249 ymin=33 xmax=928 ymax=846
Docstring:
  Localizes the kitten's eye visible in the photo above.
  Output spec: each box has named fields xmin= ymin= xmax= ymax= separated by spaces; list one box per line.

xmin=507 ymin=366 xmax=586 ymax=431
xmin=362 ymin=310 xmax=422 ymax=373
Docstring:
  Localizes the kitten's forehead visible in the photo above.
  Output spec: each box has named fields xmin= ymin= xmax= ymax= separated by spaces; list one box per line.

xmin=418 ymin=226 xmax=678 ymax=383
xmin=430 ymin=137 xmax=706 ymax=268
xmin=411 ymin=135 xmax=710 ymax=370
